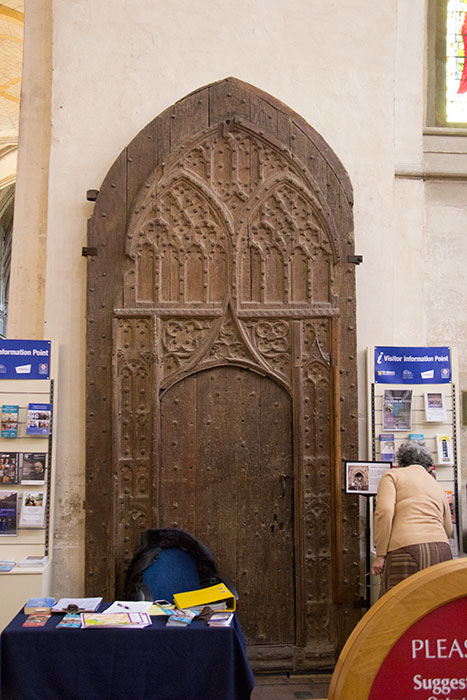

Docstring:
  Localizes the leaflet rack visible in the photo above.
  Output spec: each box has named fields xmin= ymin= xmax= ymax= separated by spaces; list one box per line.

xmin=366 ymin=346 xmax=462 ymax=604
xmin=0 ymin=344 xmax=57 ymax=630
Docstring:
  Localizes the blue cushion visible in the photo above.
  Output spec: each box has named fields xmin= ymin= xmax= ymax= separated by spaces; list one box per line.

xmin=142 ymin=548 xmax=201 ymax=602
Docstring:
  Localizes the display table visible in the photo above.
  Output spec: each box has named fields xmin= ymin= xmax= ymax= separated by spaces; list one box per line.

xmin=0 ymin=607 xmax=255 ymax=700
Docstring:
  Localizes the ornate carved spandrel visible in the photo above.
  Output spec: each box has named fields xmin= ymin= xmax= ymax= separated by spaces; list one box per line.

xmin=160 ymin=318 xmax=213 ymax=379
xmin=243 ymin=319 xmax=292 ymax=384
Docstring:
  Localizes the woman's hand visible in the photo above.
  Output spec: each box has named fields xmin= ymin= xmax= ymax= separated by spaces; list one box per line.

xmin=371 ymin=555 xmax=386 ymax=575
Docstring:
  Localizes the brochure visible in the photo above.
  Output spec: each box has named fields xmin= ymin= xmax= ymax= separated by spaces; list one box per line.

xmin=409 ymin=433 xmax=425 ymax=445
xmin=0 ymin=453 xmax=19 ymax=484
xmin=26 ymin=403 xmax=51 ymax=436
xmin=0 ymin=490 xmax=17 ymax=535
xmin=19 ymin=554 xmax=48 ymax=567
xmin=19 ymin=491 xmax=46 ymax=528
xmin=103 ymin=601 xmax=153 ymax=614
xmin=208 ymin=612 xmax=234 ymax=627
xmin=81 ymin=612 xmax=151 ymax=628
xmin=57 ymin=614 xmax=82 ymax=629
xmin=21 ymin=453 xmax=46 ymax=484
xmin=24 ymin=597 xmax=56 ymax=614
xmin=436 ymin=434 xmax=454 ymax=466
xmin=51 ymin=597 xmax=103 ymax=613
xmin=424 ymin=391 xmax=447 ymax=422
xmin=22 ymin=614 xmax=51 ymax=627
xmin=1 ymin=405 xmax=18 ymax=438
xmin=383 ymin=390 xmax=412 ymax=431
xmin=0 ymin=559 xmax=15 ymax=571
xmin=379 ymin=434 xmax=395 ymax=462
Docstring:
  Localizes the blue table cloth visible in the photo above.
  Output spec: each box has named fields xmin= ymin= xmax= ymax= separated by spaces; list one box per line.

xmin=0 ymin=607 xmax=255 ymax=700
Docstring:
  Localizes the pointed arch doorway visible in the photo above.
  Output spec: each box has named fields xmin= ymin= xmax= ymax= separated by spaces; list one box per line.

xmin=85 ymin=77 xmax=359 ymax=671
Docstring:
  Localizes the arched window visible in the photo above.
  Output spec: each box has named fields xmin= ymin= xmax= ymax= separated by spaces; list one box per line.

xmin=428 ymin=0 xmax=467 ymax=126
xmin=0 ymin=186 xmax=13 ymax=338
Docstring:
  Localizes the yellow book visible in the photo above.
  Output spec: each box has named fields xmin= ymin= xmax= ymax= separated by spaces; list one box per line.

xmin=173 ymin=583 xmax=236 ymax=612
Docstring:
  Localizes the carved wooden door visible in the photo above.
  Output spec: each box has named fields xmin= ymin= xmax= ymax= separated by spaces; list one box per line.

xmin=86 ymin=78 xmax=359 ymax=671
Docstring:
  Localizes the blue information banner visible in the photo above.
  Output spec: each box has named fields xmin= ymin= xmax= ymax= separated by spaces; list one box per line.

xmin=374 ymin=346 xmax=451 ymax=384
xmin=0 ymin=340 xmax=51 ymax=380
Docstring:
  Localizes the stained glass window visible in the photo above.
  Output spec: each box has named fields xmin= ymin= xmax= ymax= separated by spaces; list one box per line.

xmin=446 ymin=0 xmax=467 ymax=122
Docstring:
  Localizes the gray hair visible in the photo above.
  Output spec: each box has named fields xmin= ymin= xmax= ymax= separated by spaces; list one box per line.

xmin=396 ymin=441 xmax=433 ymax=471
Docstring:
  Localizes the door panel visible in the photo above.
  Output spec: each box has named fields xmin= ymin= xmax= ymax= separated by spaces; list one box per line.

xmin=161 ymin=366 xmax=295 ymax=645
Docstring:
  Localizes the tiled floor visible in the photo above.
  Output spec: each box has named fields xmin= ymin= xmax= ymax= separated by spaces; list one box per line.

xmin=251 ymin=674 xmax=332 ymax=700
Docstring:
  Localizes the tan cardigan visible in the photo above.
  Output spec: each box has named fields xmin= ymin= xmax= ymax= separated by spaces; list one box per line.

xmin=374 ymin=464 xmax=453 ymax=557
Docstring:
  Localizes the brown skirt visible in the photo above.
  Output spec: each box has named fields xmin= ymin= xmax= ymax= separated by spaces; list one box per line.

xmin=379 ymin=541 xmax=452 ymax=597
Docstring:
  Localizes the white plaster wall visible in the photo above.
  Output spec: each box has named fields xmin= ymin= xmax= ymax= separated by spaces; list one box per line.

xmin=14 ymin=0 xmax=463 ymax=595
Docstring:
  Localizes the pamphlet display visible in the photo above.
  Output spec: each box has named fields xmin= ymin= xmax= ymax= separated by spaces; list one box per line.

xmin=366 ymin=345 xmax=460 ymax=606
xmin=0 ymin=339 xmax=57 ymax=633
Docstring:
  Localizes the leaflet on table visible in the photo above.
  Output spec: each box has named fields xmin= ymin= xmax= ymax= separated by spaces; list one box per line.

xmin=22 ymin=614 xmax=51 ymax=627
xmin=1 ymin=405 xmax=18 ymax=438
xmin=24 ymin=597 xmax=56 ymax=614
xmin=51 ymin=597 xmax=102 ymax=613
xmin=26 ymin=403 xmax=51 ymax=436
xmin=81 ymin=612 xmax=151 ymax=628
xmin=0 ymin=453 xmax=19 ymax=483
xmin=57 ymin=614 xmax=82 ymax=628
xmin=0 ymin=490 xmax=17 ymax=535
xmin=165 ymin=608 xmax=197 ymax=625
xmin=103 ymin=600 xmax=153 ymax=614
xmin=21 ymin=453 xmax=46 ymax=484
xmin=208 ymin=612 xmax=234 ymax=627
xmin=19 ymin=491 xmax=46 ymax=528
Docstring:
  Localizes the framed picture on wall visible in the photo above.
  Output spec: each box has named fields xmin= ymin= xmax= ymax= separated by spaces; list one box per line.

xmin=345 ymin=461 xmax=392 ymax=496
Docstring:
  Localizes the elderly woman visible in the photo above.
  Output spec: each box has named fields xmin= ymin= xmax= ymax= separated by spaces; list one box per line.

xmin=371 ymin=440 xmax=453 ymax=596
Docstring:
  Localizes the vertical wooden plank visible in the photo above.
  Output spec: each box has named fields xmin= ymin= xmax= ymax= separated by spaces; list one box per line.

xmin=195 ymin=368 xmax=239 ymax=580
xmin=171 ymin=89 xmax=209 ymax=150
xmin=160 ymin=376 xmax=197 ymax=532
xmin=127 ymin=107 xmax=171 ymax=209
xmin=258 ymin=375 xmax=294 ymax=644
xmin=330 ymin=316 xmax=343 ymax=604
xmin=250 ymin=96 xmax=278 ymax=135
xmin=209 ymin=78 xmax=251 ymax=124
xmin=85 ymin=149 xmax=128 ymax=598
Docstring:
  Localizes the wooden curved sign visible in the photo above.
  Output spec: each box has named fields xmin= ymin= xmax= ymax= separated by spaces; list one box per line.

xmin=328 ymin=558 xmax=467 ymax=700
